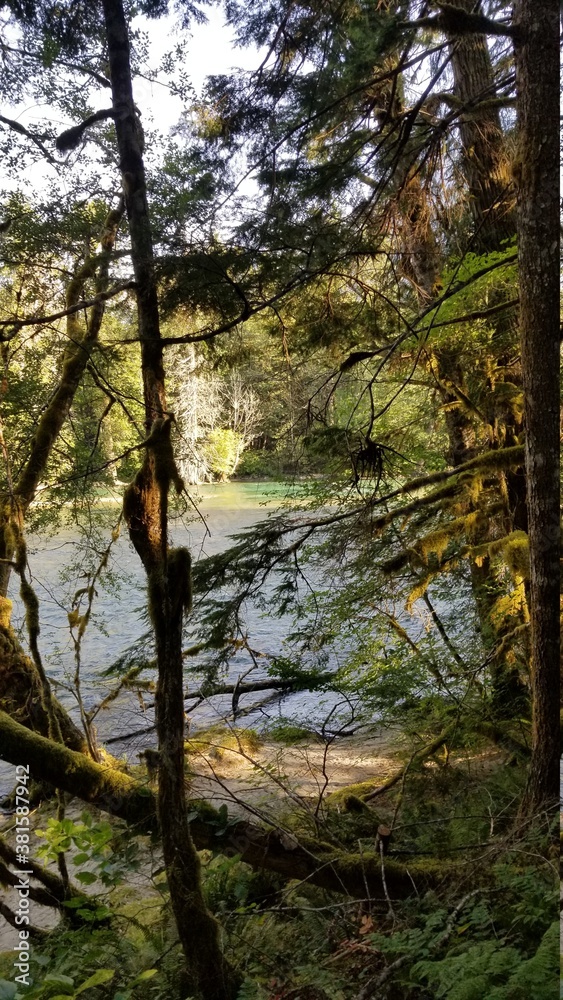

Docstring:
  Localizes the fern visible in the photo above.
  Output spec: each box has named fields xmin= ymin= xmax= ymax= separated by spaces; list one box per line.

xmin=487 ymin=923 xmax=559 ymax=1000
xmin=411 ymin=923 xmax=559 ymax=1000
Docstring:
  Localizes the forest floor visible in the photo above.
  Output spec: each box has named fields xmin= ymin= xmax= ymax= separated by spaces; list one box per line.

xmin=186 ymin=725 xmax=505 ymax=824
xmin=0 ymin=727 xmax=506 ymax=952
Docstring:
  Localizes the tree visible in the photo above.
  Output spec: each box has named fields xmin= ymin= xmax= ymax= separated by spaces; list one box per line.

xmin=185 ymin=0 xmax=557 ymax=800
xmin=513 ymin=0 xmax=559 ymax=812
xmin=0 ymin=0 xmax=236 ymax=993
xmin=99 ymin=1 xmax=237 ymax=995
xmin=0 ymin=0 xmax=557 ymax=993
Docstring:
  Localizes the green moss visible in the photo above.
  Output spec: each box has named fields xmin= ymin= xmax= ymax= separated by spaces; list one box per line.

xmin=266 ymin=722 xmax=313 ymax=744
xmin=189 ymin=798 xmax=222 ymax=823
xmin=325 ymin=780 xmax=381 ymax=807
xmin=0 ymin=597 xmax=12 ymax=629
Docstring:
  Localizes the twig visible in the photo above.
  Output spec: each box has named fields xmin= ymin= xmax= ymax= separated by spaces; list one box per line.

xmin=357 ymin=840 xmax=372 ymax=914
xmin=362 ymin=724 xmax=454 ymax=802
xmin=378 ymin=839 xmax=396 ymax=923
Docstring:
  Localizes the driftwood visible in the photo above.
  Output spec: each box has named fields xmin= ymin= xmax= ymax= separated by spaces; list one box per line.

xmin=0 ymin=711 xmax=454 ymax=901
xmin=104 ymin=672 xmax=337 ymax=746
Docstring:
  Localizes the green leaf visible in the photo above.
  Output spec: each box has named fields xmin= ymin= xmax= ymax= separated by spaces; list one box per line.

xmin=62 ymin=897 xmax=86 ymax=909
xmin=44 ymin=975 xmax=75 ymax=989
xmin=130 ymin=970 xmax=158 ymax=985
xmin=75 ymin=871 xmax=97 ymax=885
xmin=0 ymin=980 xmax=17 ymax=1000
xmin=75 ymin=969 xmax=115 ymax=995
xmin=73 ymin=853 xmax=90 ymax=865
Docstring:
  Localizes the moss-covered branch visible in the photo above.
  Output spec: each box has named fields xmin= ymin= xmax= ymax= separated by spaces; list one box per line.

xmin=325 ymin=726 xmax=455 ymax=809
xmin=0 ymin=899 xmax=47 ymax=941
xmin=0 ymin=711 xmax=457 ymax=900
xmin=403 ymin=5 xmax=516 ymax=40
xmin=0 ymin=832 xmax=82 ymax=904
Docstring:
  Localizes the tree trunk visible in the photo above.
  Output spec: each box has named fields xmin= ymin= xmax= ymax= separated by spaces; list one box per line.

xmin=0 ymin=201 xmax=123 ymax=753
xmin=448 ymin=0 xmax=515 ymax=251
xmin=513 ymin=0 xmax=560 ymax=812
xmin=101 ymin=2 xmax=237 ymax=994
xmin=403 ymin=7 xmax=529 ymax=711
xmin=447 ymin=0 xmax=527 ymax=540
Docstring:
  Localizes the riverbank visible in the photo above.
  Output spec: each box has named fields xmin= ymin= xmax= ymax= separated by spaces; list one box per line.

xmin=0 ymin=725 xmax=508 ymax=952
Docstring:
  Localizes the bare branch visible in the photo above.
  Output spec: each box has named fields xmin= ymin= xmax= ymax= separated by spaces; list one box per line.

xmin=0 ymin=113 xmax=56 ymax=163
xmin=0 ymin=280 xmax=135 ymax=335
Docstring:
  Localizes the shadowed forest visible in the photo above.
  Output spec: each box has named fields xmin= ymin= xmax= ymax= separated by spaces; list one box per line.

xmin=0 ymin=2 xmax=559 ymax=999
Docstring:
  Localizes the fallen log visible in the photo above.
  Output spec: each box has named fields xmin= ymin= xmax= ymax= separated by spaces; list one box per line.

xmin=104 ymin=672 xmax=337 ymax=746
xmin=0 ymin=710 xmax=455 ymax=901
xmin=0 ymin=710 xmax=156 ymax=831
xmin=325 ymin=725 xmax=455 ymax=809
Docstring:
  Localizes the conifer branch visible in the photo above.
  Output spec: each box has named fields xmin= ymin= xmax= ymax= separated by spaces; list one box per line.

xmin=403 ymin=5 xmax=516 ymax=38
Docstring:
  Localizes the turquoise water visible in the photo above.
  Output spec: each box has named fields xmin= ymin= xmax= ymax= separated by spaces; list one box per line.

xmin=4 ymin=483 xmax=345 ymax=765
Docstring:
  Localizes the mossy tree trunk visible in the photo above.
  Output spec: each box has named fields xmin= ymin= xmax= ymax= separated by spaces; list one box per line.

xmin=444 ymin=8 xmax=531 ymax=712
xmin=395 ymin=7 xmax=530 ymax=711
xmin=447 ymin=0 xmax=516 ymax=251
xmin=513 ymin=0 xmax=559 ymax=812
xmin=100 ymin=2 xmax=237 ymax=996
xmin=0 ymin=200 xmax=124 ymax=753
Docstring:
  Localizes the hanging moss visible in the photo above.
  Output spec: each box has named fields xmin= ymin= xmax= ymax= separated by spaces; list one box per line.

xmin=0 ymin=597 xmax=12 ymax=629
xmin=466 ymin=530 xmax=530 ymax=582
xmin=406 ymin=572 xmax=435 ymax=610
xmin=20 ymin=578 xmax=40 ymax=645
xmin=495 ymin=531 xmax=530 ymax=581
xmin=490 ymin=588 xmax=528 ymax=632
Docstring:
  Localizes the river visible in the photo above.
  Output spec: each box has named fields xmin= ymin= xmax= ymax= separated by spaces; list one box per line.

xmin=3 ymin=482 xmax=351 ymax=779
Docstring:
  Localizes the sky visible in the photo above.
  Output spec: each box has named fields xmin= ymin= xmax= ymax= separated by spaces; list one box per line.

xmin=133 ymin=6 xmax=261 ymax=132
xmin=1 ymin=5 xmax=262 ymax=193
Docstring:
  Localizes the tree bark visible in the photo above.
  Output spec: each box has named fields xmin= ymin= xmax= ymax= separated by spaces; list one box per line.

xmin=448 ymin=0 xmax=515 ymax=251
xmin=100 ymin=2 xmax=236 ymax=995
xmin=513 ymin=0 xmax=560 ymax=812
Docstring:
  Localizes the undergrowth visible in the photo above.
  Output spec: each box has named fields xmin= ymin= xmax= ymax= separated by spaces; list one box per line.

xmin=0 ymin=741 xmax=557 ymax=1000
